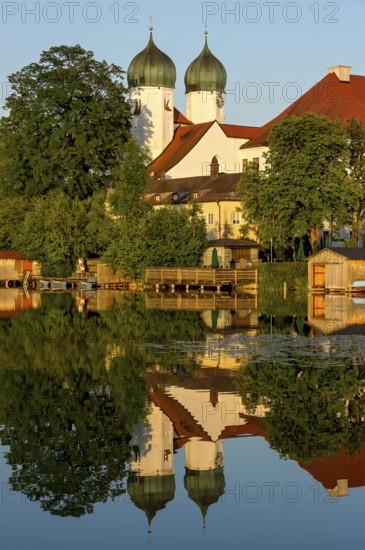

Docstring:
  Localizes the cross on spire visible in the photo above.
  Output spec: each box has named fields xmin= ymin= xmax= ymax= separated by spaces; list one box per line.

xmin=149 ymin=15 xmax=153 ymax=31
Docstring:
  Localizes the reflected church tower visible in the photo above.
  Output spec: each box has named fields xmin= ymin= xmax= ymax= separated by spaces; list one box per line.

xmin=184 ymin=438 xmax=225 ymax=529
xmin=127 ymin=402 xmax=175 ymax=537
xmin=127 ymin=26 xmax=176 ymax=160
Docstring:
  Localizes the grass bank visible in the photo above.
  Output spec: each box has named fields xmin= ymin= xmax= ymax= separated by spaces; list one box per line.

xmin=257 ymin=262 xmax=308 ymax=292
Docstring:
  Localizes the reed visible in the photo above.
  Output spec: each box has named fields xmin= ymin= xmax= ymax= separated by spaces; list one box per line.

xmin=257 ymin=262 xmax=307 ymax=292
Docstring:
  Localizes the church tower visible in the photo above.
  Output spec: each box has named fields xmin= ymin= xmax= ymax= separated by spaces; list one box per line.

xmin=127 ymin=26 xmax=176 ymax=160
xmin=184 ymin=30 xmax=227 ymax=124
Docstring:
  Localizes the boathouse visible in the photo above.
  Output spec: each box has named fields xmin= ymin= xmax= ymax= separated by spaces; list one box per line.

xmin=308 ymin=248 xmax=365 ymax=293
xmin=203 ymin=239 xmax=259 ymax=269
xmin=0 ymin=251 xmax=41 ymax=285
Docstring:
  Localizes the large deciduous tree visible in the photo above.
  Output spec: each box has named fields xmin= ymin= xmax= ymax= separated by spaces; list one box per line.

xmin=346 ymin=118 xmax=365 ymax=245
xmin=0 ymin=44 xmax=131 ymax=199
xmin=238 ymin=113 xmax=360 ymax=254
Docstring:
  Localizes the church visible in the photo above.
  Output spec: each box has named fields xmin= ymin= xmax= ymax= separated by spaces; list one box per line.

xmin=127 ymin=27 xmax=365 ymax=258
xmin=126 ymin=26 xmax=260 ymax=267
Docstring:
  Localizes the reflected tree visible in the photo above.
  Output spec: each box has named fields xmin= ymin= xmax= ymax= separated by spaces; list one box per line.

xmin=0 ymin=292 xmax=208 ymax=515
xmin=0 ymin=294 xmax=149 ymax=516
xmin=237 ymin=358 xmax=365 ymax=462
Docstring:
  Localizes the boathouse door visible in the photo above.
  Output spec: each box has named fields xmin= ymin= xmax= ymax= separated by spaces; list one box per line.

xmin=313 ymin=264 xmax=325 ymax=288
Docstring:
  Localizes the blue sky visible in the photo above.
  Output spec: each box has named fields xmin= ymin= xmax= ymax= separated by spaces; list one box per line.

xmin=0 ymin=0 xmax=363 ymax=126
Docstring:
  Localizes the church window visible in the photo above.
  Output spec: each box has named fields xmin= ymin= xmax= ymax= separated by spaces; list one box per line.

xmin=253 ymin=157 xmax=260 ymax=168
xmin=133 ymin=99 xmax=141 ymax=115
xmin=242 ymin=159 xmax=248 ymax=172
xmin=211 ymin=156 xmax=219 ymax=177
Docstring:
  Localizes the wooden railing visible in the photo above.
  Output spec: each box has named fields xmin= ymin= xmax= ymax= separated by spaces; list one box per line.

xmin=145 ymin=268 xmax=257 ymax=286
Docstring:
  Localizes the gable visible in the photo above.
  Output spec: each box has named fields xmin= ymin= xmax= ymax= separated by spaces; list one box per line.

xmin=242 ymin=72 xmax=365 ymax=150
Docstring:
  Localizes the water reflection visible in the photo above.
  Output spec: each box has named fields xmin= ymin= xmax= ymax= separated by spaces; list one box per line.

xmin=309 ymin=293 xmax=365 ymax=334
xmin=1 ymin=290 xmax=365 ymax=545
xmin=0 ymin=288 xmax=41 ymax=317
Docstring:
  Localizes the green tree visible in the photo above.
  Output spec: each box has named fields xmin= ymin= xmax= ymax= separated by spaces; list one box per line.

xmin=13 ymin=190 xmax=92 ymax=276
xmin=0 ymin=196 xmax=29 ymax=249
xmin=144 ymin=204 xmax=207 ymax=268
xmin=238 ymin=113 xmax=359 ymax=252
xmin=8 ymin=189 xmax=115 ymax=276
xmin=0 ymin=44 xmax=131 ymax=199
xmin=102 ymin=140 xmax=152 ymax=279
xmin=346 ymin=118 xmax=365 ymax=245
xmin=103 ymin=142 xmax=207 ymax=279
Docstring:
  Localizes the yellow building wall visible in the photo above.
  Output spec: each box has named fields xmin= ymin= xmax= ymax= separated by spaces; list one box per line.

xmin=199 ymin=200 xmax=256 ymax=241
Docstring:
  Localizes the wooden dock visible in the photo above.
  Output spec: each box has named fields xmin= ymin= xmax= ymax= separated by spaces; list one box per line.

xmin=145 ymin=267 xmax=257 ymax=292
xmin=146 ymin=293 xmax=257 ymax=311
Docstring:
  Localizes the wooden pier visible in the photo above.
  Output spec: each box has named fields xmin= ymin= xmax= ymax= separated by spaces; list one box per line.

xmin=146 ymin=292 xmax=257 ymax=311
xmin=145 ymin=267 xmax=257 ymax=292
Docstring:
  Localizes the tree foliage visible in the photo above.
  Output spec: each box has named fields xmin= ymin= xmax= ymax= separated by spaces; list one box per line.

xmin=7 ymin=189 xmax=112 ymax=276
xmin=103 ymin=143 xmax=207 ymax=278
xmin=237 ymin=357 xmax=365 ymax=461
xmin=0 ymin=293 xmax=150 ymax=516
xmin=346 ymin=118 xmax=365 ymax=244
xmin=0 ymin=292 xmax=208 ymax=516
xmin=143 ymin=204 xmax=207 ymax=268
xmin=238 ymin=113 xmax=360 ymax=252
xmin=0 ymin=44 xmax=131 ymax=199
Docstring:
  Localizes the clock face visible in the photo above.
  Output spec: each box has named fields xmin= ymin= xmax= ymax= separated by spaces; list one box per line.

xmin=216 ymin=93 xmax=224 ymax=108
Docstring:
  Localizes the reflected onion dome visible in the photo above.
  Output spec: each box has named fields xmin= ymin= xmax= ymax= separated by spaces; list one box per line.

xmin=127 ymin=474 xmax=176 ymax=530
xmin=184 ymin=31 xmax=227 ymax=93
xmin=184 ymin=467 xmax=225 ymax=527
xmin=127 ymin=27 xmax=176 ymax=89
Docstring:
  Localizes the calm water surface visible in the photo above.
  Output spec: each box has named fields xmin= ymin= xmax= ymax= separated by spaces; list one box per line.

xmin=0 ymin=289 xmax=364 ymax=549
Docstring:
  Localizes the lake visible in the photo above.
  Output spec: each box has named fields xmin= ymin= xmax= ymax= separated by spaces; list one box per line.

xmin=0 ymin=289 xmax=364 ymax=549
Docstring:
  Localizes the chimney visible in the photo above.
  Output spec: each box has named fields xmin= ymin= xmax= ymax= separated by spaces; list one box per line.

xmin=327 ymin=65 xmax=351 ymax=83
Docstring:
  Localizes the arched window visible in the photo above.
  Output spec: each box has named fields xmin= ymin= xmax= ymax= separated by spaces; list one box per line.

xmin=211 ymin=156 xmax=219 ymax=177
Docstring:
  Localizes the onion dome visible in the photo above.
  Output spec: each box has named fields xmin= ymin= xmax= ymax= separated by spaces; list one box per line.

xmin=127 ymin=27 xmax=176 ymax=89
xmin=184 ymin=31 xmax=227 ymax=93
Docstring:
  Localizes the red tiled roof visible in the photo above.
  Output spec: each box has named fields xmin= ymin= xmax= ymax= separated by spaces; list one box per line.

xmin=0 ymin=251 xmax=26 ymax=260
xmin=298 ymin=445 xmax=365 ymax=489
xmin=242 ymin=72 xmax=365 ymax=149
xmin=151 ymin=389 xmax=210 ymax=441
xmin=174 ymin=107 xmax=192 ymax=125
xmin=151 ymin=121 xmax=215 ymax=176
xmin=221 ymin=124 xmax=259 ymax=139
xmin=220 ymin=418 xmax=268 ymax=440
